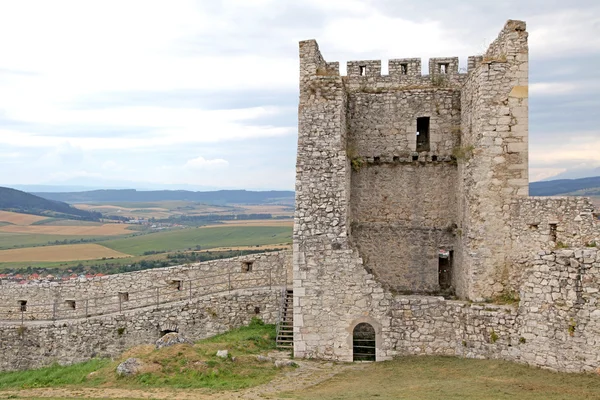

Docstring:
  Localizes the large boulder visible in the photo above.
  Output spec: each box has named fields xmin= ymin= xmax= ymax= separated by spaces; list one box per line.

xmin=116 ymin=358 xmax=142 ymax=377
xmin=155 ymin=332 xmax=192 ymax=349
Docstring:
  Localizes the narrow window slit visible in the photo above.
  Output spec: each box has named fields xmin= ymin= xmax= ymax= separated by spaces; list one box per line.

xmin=400 ymin=64 xmax=408 ymax=75
xmin=416 ymin=116 xmax=430 ymax=152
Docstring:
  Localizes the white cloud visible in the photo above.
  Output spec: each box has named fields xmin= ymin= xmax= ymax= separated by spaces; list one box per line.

xmin=184 ymin=156 xmax=229 ymax=170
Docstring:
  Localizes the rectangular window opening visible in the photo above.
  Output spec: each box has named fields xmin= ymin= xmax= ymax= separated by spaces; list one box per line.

xmin=438 ymin=250 xmax=453 ymax=291
xmin=170 ymin=280 xmax=183 ymax=291
xmin=416 ymin=117 xmax=430 ymax=152
xmin=431 ymin=155 xmax=438 ymax=161
xmin=359 ymin=65 xmax=366 ymax=76
xmin=242 ymin=261 xmax=254 ymax=273
xmin=400 ymin=64 xmax=408 ymax=75
xmin=119 ymin=292 xmax=129 ymax=302
xmin=65 ymin=300 xmax=76 ymax=310
xmin=412 ymin=155 xmax=419 ymax=161
xmin=373 ymin=156 xmax=381 ymax=164
xmin=549 ymin=223 xmax=558 ymax=242
xmin=439 ymin=63 xmax=449 ymax=74
xmin=18 ymin=300 xmax=27 ymax=312
xmin=393 ymin=156 xmax=400 ymax=162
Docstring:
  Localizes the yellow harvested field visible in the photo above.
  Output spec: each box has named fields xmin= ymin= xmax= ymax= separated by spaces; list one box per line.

xmin=0 ymin=244 xmax=131 ymax=262
xmin=0 ymin=223 xmax=132 ymax=236
xmin=0 ymin=210 xmax=47 ymax=226
xmin=203 ymin=219 xmax=293 ymax=228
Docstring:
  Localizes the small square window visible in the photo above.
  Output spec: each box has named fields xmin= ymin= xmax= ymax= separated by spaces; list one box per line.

xmin=18 ymin=300 xmax=27 ymax=312
xmin=170 ymin=280 xmax=183 ymax=291
xmin=65 ymin=300 xmax=76 ymax=310
xmin=119 ymin=292 xmax=129 ymax=302
xmin=242 ymin=261 xmax=254 ymax=273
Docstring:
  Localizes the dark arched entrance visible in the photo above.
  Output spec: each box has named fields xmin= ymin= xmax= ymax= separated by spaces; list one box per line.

xmin=353 ymin=322 xmax=376 ymax=361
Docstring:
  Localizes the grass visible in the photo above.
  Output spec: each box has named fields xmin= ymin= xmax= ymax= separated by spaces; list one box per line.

xmin=101 ymin=226 xmax=292 ymax=256
xmin=0 ymin=232 xmax=133 ymax=251
xmin=0 ymin=318 xmax=280 ymax=392
xmin=283 ymin=356 xmax=600 ymax=400
xmin=0 ymin=359 xmax=109 ymax=389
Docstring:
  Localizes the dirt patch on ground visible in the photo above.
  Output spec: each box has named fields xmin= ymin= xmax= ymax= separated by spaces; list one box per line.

xmin=0 ymin=211 xmax=47 ymax=226
xmin=0 ymin=244 xmax=131 ymax=262
xmin=0 ymin=223 xmax=132 ymax=236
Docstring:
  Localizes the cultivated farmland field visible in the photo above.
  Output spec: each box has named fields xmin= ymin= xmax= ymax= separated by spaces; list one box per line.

xmin=0 ymin=210 xmax=47 ymax=225
xmin=0 ymin=244 xmax=130 ymax=263
xmin=101 ymin=226 xmax=292 ymax=256
xmin=0 ymin=223 xmax=133 ymax=236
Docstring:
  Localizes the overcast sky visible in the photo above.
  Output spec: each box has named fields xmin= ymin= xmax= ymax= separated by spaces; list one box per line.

xmin=0 ymin=0 xmax=599 ymax=191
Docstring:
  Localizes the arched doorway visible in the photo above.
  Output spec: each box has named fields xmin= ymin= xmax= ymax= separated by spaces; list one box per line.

xmin=353 ymin=322 xmax=376 ymax=361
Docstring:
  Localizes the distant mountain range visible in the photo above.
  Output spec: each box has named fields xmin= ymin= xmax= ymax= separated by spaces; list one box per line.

xmin=32 ymin=189 xmax=295 ymax=205
xmin=0 ymin=187 xmax=101 ymax=220
xmin=530 ymin=176 xmax=600 ymax=196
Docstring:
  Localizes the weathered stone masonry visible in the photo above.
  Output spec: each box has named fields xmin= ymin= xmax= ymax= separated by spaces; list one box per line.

xmin=293 ymin=20 xmax=600 ymax=371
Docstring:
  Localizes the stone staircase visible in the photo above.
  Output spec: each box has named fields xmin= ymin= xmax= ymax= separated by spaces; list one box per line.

xmin=276 ymin=289 xmax=294 ymax=349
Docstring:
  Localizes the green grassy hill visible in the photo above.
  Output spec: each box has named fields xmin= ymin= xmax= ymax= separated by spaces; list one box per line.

xmin=0 ymin=187 xmax=100 ymax=221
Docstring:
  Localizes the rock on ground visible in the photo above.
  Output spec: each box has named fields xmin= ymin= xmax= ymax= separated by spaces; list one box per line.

xmin=155 ymin=332 xmax=192 ymax=349
xmin=116 ymin=358 xmax=143 ymax=376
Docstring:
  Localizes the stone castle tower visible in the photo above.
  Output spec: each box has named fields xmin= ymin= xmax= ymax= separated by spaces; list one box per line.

xmin=292 ymin=20 xmax=599 ymax=361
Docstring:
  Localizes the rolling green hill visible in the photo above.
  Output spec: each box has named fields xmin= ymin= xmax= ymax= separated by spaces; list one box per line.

xmin=529 ymin=176 xmax=600 ymax=196
xmin=0 ymin=186 xmax=101 ymax=221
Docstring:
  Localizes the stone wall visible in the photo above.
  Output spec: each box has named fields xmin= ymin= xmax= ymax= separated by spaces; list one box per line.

xmin=0 ymin=287 xmax=282 ymax=371
xmin=294 ymin=247 xmax=600 ymax=373
xmin=350 ymin=163 xmax=458 ymax=292
xmin=456 ymin=19 xmax=529 ymax=300
xmin=0 ymin=251 xmax=291 ymax=321
xmin=347 ymin=89 xmax=461 ymax=158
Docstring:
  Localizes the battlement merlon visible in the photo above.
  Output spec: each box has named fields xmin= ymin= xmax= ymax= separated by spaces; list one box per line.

xmin=298 ymin=44 xmax=477 ymax=79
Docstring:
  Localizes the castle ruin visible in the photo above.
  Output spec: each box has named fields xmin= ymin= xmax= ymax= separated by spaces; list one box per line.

xmin=0 ymin=20 xmax=599 ymax=374
xmin=292 ymin=20 xmax=600 ymax=365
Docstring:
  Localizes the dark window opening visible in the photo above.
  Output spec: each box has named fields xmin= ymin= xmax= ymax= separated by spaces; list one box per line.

xmin=119 ymin=292 xmax=129 ymax=302
xmin=438 ymin=250 xmax=453 ymax=291
xmin=353 ymin=323 xmax=376 ymax=361
xmin=359 ymin=65 xmax=366 ymax=76
xmin=416 ymin=117 xmax=430 ymax=152
xmin=549 ymin=223 xmax=558 ymax=242
xmin=412 ymin=155 xmax=419 ymax=161
xmin=529 ymin=223 xmax=539 ymax=230
xmin=242 ymin=261 xmax=254 ymax=272
xmin=170 ymin=280 xmax=183 ymax=291
xmin=400 ymin=64 xmax=408 ymax=75
xmin=439 ymin=63 xmax=449 ymax=74
xmin=393 ymin=156 xmax=399 ymax=162
xmin=65 ymin=300 xmax=76 ymax=310
xmin=18 ymin=300 xmax=27 ymax=312
xmin=431 ymin=155 xmax=438 ymax=161
xmin=373 ymin=156 xmax=380 ymax=164
xmin=254 ymin=306 xmax=260 ymax=314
